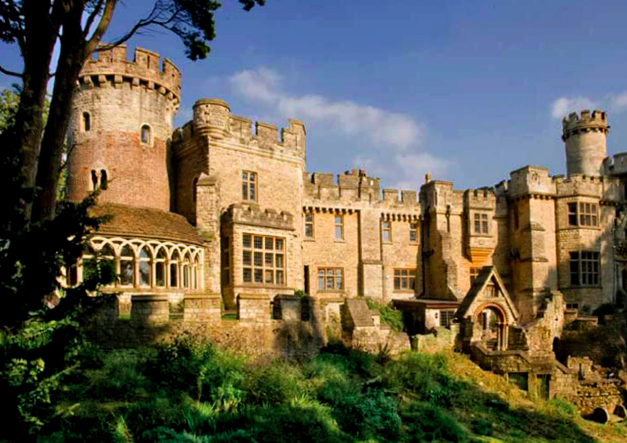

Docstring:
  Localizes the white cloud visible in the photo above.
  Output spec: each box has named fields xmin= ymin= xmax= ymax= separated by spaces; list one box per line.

xmin=610 ymin=92 xmax=627 ymax=110
xmin=230 ymin=67 xmax=425 ymax=152
xmin=550 ymin=96 xmax=597 ymax=119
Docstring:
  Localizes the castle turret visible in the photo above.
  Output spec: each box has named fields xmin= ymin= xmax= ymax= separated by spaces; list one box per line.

xmin=67 ymin=45 xmax=181 ymax=211
xmin=562 ymin=110 xmax=609 ymax=177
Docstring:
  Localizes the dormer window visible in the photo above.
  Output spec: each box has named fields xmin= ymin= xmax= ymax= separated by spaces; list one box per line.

xmin=82 ymin=112 xmax=91 ymax=132
xmin=141 ymin=124 xmax=151 ymax=144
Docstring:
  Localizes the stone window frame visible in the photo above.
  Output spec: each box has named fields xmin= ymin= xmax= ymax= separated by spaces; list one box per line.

xmin=381 ymin=220 xmax=393 ymax=243
xmin=74 ymin=237 xmax=204 ymax=291
xmin=334 ymin=214 xmax=344 ymax=241
xmin=569 ymin=250 xmax=600 ymax=287
xmin=317 ymin=267 xmax=344 ymax=291
xmin=140 ymin=123 xmax=152 ymax=145
xmin=472 ymin=212 xmax=489 ymax=235
xmin=393 ymin=268 xmax=416 ymax=292
xmin=242 ymin=170 xmax=258 ymax=202
xmin=409 ymin=222 xmax=418 ymax=243
xmin=304 ymin=212 xmax=315 ymax=239
xmin=567 ymin=201 xmax=599 ymax=228
xmin=90 ymin=169 xmax=108 ymax=191
xmin=242 ymin=233 xmax=286 ymax=286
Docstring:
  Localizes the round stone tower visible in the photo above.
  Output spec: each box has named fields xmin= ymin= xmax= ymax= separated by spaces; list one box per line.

xmin=66 ymin=45 xmax=180 ymax=211
xmin=562 ymin=109 xmax=609 ymax=177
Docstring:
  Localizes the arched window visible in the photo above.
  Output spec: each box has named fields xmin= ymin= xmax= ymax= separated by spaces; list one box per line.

xmin=120 ymin=245 xmax=134 ymax=286
xmin=138 ymin=247 xmax=151 ymax=287
xmin=193 ymin=254 xmax=201 ymax=290
xmin=155 ymin=248 xmax=166 ymax=287
xmin=141 ymin=124 xmax=151 ymax=144
xmin=99 ymin=244 xmax=116 ymax=286
xmin=91 ymin=170 xmax=98 ymax=190
xmin=82 ymin=112 xmax=91 ymax=132
xmin=82 ymin=246 xmax=96 ymax=282
xmin=169 ymin=250 xmax=179 ymax=288
xmin=100 ymin=170 xmax=108 ymax=190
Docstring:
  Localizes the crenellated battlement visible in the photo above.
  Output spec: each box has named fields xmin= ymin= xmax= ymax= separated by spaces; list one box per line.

xmin=303 ymin=169 xmax=420 ymax=210
xmin=553 ymin=174 xmax=621 ymax=201
xmin=190 ymin=98 xmax=306 ymax=160
xmin=79 ymin=45 xmax=180 ymax=102
xmin=562 ymin=109 xmax=609 ymax=141
xmin=463 ymin=188 xmax=496 ymax=210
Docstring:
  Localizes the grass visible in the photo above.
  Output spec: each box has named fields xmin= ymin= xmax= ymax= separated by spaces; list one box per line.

xmin=32 ymin=338 xmax=627 ymax=443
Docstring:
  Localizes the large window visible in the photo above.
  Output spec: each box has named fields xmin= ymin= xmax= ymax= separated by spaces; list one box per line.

xmin=318 ymin=267 xmax=344 ymax=291
xmin=242 ymin=171 xmax=257 ymax=202
xmin=473 ymin=213 xmax=489 ymax=234
xmin=242 ymin=234 xmax=285 ymax=285
xmin=569 ymin=251 xmax=600 ymax=286
xmin=381 ymin=221 xmax=392 ymax=243
xmin=334 ymin=215 xmax=344 ymax=241
xmin=394 ymin=269 xmax=416 ymax=291
xmin=305 ymin=213 xmax=314 ymax=239
xmin=567 ymin=202 xmax=598 ymax=227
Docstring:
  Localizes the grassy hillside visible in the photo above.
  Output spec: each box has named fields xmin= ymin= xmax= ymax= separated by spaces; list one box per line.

xmin=29 ymin=335 xmax=627 ymax=443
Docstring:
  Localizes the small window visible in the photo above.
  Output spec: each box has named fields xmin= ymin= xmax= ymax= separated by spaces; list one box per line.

xmin=242 ymin=171 xmax=257 ymax=202
xmin=305 ymin=213 xmax=314 ymax=239
xmin=155 ymin=248 xmax=166 ymax=287
xmin=100 ymin=170 xmax=108 ymax=190
xmin=91 ymin=170 xmax=98 ymax=191
xmin=138 ymin=248 xmax=151 ymax=287
xmin=141 ymin=124 xmax=151 ymax=144
xmin=120 ymin=245 xmax=134 ymax=286
xmin=381 ymin=221 xmax=392 ymax=243
xmin=440 ymin=310 xmax=455 ymax=328
xmin=394 ymin=269 xmax=416 ymax=291
xmin=409 ymin=222 xmax=418 ymax=242
xmin=318 ymin=267 xmax=344 ymax=291
xmin=334 ymin=215 xmax=344 ymax=241
xmin=82 ymin=112 xmax=91 ymax=132
xmin=473 ymin=213 xmax=489 ymax=234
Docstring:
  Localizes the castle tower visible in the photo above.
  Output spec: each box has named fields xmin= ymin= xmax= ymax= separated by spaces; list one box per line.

xmin=66 ymin=45 xmax=181 ymax=211
xmin=562 ymin=110 xmax=609 ymax=177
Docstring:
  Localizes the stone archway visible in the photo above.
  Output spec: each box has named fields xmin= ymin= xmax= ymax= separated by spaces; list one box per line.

xmin=475 ymin=304 xmax=508 ymax=351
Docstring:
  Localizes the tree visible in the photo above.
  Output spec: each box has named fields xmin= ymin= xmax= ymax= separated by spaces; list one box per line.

xmin=0 ymin=0 xmax=266 ymax=221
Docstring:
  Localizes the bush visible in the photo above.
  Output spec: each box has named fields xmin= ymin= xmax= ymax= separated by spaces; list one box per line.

xmin=246 ymin=359 xmax=310 ymax=405
xmin=366 ymin=299 xmax=405 ymax=332
xmin=592 ymin=303 xmax=617 ymax=317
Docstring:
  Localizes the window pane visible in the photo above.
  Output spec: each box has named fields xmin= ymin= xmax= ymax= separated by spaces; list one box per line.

xmin=249 ymin=183 xmax=256 ymax=201
xmin=170 ymin=263 xmax=178 ymax=287
xmin=139 ymin=261 xmax=150 ymax=286
xmin=254 ymin=236 xmax=263 ymax=249
xmin=254 ymin=269 xmax=263 ymax=283
xmin=243 ymin=268 xmax=252 ymax=283
xmin=243 ymin=234 xmax=252 ymax=248
xmin=265 ymin=270 xmax=274 ymax=284
xmin=275 ymin=254 xmax=284 ymax=268
xmin=276 ymin=270 xmax=284 ymax=285
xmin=156 ymin=262 xmax=165 ymax=287
xmin=243 ymin=250 xmax=252 ymax=265
xmin=335 ymin=226 xmax=343 ymax=240
xmin=265 ymin=237 xmax=273 ymax=249
xmin=275 ymin=239 xmax=284 ymax=250
xmin=265 ymin=253 xmax=273 ymax=266
xmin=326 ymin=276 xmax=334 ymax=289
xmin=121 ymin=260 xmax=134 ymax=285
xmin=318 ymin=271 xmax=325 ymax=289
xmin=254 ymin=252 xmax=263 ymax=266
xmin=305 ymin=225 xmax=314 ymax=238
xmin=242 ymin=182 xmax=248 ymax=200
xmin=394 ymin=277 xmax=400 ymax=290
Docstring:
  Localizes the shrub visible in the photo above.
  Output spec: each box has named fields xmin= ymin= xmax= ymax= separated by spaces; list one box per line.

xmin=592 ymin=303 xmax=617 ymax=317
xmin=365 ymin=299 xmax=404 ymax=332
xmin=246 ymin=359 xmax=310 ymax=405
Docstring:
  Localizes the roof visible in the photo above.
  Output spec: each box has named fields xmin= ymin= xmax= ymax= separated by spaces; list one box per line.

xmin=455 ymin=266 xmax=519 ymax=321
xmin=90 ymin=203 xmax=206 ymax=245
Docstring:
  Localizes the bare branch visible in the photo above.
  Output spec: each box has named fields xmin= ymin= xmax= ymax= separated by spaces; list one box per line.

xmin=85 ymin=0 xmax=117 ymax=53
xmin=83 ymin=0 xmax=105 ymax=38
xmin=0 ymin=64 xmax=22 ymax=78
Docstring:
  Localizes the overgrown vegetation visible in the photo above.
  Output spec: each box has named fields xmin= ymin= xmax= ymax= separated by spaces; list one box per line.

xmin=11 ymin=338 xmax=625 ymax=443
xmin=366 ymin=299 xmax=405 ymax=332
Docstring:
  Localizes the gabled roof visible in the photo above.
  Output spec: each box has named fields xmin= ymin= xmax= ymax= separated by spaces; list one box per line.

xmin=455 ymin=266 xmax=519 ymax=322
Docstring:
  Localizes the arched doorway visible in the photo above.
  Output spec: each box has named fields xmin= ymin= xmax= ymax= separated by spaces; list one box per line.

xmin=477 ymin=306 xmax=506 ymax=351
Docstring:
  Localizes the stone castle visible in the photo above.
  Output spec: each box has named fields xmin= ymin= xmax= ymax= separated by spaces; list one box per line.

xmin=66 ymin=46 xmax=627 ymax=412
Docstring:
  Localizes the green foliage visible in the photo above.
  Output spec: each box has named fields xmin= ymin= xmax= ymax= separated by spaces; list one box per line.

xmin=246 ymin=359 xmax=309 ymax=404
xmin=365 ymin=299 xmax=405 ymax=332
xmin=400 ymin=401 xmax=467 ymax=442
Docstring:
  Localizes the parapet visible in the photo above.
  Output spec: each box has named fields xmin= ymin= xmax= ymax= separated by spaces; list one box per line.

xmin=190 ymin=98 xmax=306 ymax=159
xmin=463 ymin=188 xmax=496 ymax=210
xmin=79 ymin=45 xmax=181 ymax=101
xmin=605 ymin=152 xmax=627 ymax=177
xmin=222 ymin=203 xmax=295 ymax=231
xmin=562 ymin=109 xmax=609 ymax=141
xmin=508 ymin=166 xmax=555 ymax=199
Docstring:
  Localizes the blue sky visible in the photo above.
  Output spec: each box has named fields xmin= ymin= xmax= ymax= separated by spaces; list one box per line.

xmin=3 ymin=0 xmax=627 ymax=190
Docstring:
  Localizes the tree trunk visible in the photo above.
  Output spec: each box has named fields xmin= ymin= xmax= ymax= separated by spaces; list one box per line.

xmin=15 ymin=1 xmax=60 ymax=205
xmin=31 ymin=6 xmax=87 ymax=221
